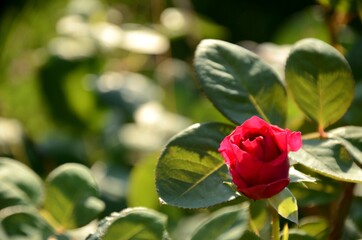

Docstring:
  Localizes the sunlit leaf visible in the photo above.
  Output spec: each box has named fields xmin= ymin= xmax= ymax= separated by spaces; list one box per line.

xmin=194 ymin=39 xmax=287 ymax=126
xmin=0 ymin=158 xmax=44 ymax=207
xmin=44 ymin=163 xmax=105 ymax=229
xmin=268 ymin=188 xmax=298 ymax=224
xmin=156 ymin=122 xmax=240 ymax=208
xmin=86 ymin=207 xmax=169 ymax=240
xmin=285 ymin=38 xmax=354 ymax=129
xmin=289 ymin=166 xmax=317 ymax=184
xmin=190 ymin=203 xmax=249 ymax=240
xmin=289 ymin=139 xmax=362 ymax=183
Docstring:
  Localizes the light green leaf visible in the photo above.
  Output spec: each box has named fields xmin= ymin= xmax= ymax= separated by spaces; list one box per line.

xmin=298 ymin=216 xmax=329 ymax=239
xmin=194 ymin=39 xmax=287 ymax=126
xmin=0 ymin=158 xmax=44 ymax=207
xmin=190 ymin=203 xmax=249 ymax=240
xmin=44 ymin=163 xmax=105 ymax=229
xmin=289 ymin=166 xmax=317 ymax=184
xmin=0 ymin=206 xmax=55 ymax=240
xmin=289 ymin=139 xmax=362 ymax=183
xmin=268 ymin=188 xmax=298 ymax=224
xmin=156 ymin=122 xmax=240 ymax=209
xmin=86 ymin=207 xmax=169 ymax=240
xmin=285 ymin=38 xmax=354 ymax=129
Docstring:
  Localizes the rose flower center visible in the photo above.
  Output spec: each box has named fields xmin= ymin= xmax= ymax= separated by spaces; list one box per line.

xmin=239 ymin=135 xmax=281 ymax=162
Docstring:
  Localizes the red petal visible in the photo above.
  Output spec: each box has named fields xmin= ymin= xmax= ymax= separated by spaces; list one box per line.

xmin=240 ymin=178 xmax=290 ymax=200
xmin=239 ymin=136 xmax=265 ymax=160
xmin=258 ymin=153 xmax=289 ymax=184
xmin=287 ymin=131 xmax=302 ymax=152
xmin=231 ymin=144 xmax=264 ymax=187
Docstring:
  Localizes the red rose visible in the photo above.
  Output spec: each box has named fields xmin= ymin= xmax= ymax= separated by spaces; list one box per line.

xmin=218 ymin=116 xmax=302 ymax=200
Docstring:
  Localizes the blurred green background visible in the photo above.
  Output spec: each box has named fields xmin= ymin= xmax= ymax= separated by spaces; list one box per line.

xmin=0 ymin=0 xmax=362 ymax=238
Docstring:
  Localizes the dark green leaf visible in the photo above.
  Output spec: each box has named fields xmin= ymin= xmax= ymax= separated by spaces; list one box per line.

xmin=289 ymin=139 xmax=362 ymax=183
xmin=285 ymin=38 xmax=354 ymax=128
xmin=190 ymin=203 xmax=249 ymax=240
xmin=0 ymin=158 xmax=43 ymax=207
xmin=44 ymin=163 xmax=105 ymax=229
xmin=194 ymin=39 xmax=287 ymax=126
xmin=268 ymin=188 xmax=298 ymax=224
xmin=87 ymin=207 xmax=169 ymax=240
xmin=156 ymin=122 xmax=240 ymax=209
xmin=239 ymin=230 xmax=262 ymax=240
xmin=0 ymin=206 xmax=55 ymax=240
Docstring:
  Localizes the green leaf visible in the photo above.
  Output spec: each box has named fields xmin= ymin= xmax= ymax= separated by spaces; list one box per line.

xmin=298 ymin=216 xmax=329 ymax=239
xmin=240 ymin=230 xmax=262 ymax=240
xmin=285 ymin=38 xmax=354 ymax=129
xmin=0 ymin=182 xmax=30 ymax=209
xmin=268 ymin=188 xmax=298 ymax=224
xmin=44 ymin=163 xmax=105 ymax=229
xmin=250 ymin=200 xmax=270 ymax=240
xmin=289 ymin=138 xmax=362 ymax=183
xmin=86 ymin=207 xmax=169 ymax=240
xmin=328 ymin=126 xmax=362 ymax=166
xmin=194 ymin=39 xmax=287 ymax=126
xmin=155 ymin=122 xmax=240 ymax=209
xmin=0 ymin=206 xmax=55 ymax=240
xmin=289 ymin=166 xmax=317 ymax=184
xmin=190 ymin=203 xmax=249 ymax=240
xmin=289 ymin=177 xmax=340 ymax=207
xmin=0 ymin=158 xmax=44 ymax=207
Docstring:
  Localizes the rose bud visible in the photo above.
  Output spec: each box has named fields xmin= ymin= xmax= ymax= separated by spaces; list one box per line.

xmin=218 ymin=116 xmax=302 ymax=200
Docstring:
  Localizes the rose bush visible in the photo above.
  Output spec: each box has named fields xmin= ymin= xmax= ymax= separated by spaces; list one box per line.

xmin=218 ymin=116 xmax=302 ymax=200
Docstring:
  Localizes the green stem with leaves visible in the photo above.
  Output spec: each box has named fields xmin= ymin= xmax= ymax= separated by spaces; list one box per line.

xmin=271 ymin=205 xmax=280 ymax=240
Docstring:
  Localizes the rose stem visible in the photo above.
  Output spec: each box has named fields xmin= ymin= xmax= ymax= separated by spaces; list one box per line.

xmin=328 ymin=182 xmax=356 ymax=240
xmin=318 ymin=125 xmax=327 ymax=139
xmin=271 ymin=205 xmax=280 ymax=240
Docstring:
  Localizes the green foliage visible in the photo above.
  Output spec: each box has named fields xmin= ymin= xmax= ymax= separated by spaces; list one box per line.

xmin=2 ymin=0 xmax=362 ymax=238
xmin=0 ymin=158 xmax=43 ymax=207
xmin=44 ymin=163 xmax=105 ymax=229
xmin=194 ymin=39 xmax=287 ymax=126
xmin=289 ymin=167 xmax=317 ymax=184
xmin=289 ymin=138 xmax=362 ymax=183
xmin=0 ymin=159 xmax=104 ymax=239
xmin=189 ymin=203 xmax=249 ymax=240
xmin=285 ymin=38 xmax=354 ymax=129
xmin=268 ymin=188 xmax=298 ymax=224
xmin=156 ymin=122 xmax=241 ymax=208
xmin=0 ymin=207 xmax=55 ymax=240
xmin=86 ymin=207 xmax=170 ymax=240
